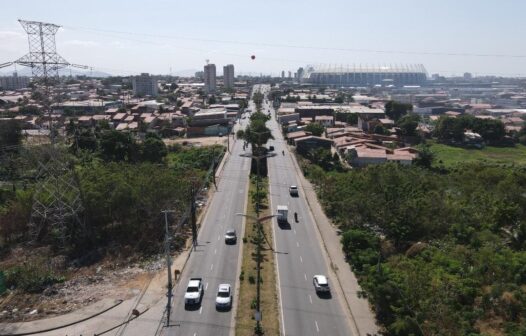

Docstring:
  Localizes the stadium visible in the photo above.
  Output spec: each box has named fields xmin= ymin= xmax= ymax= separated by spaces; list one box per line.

xmin=304 ymin=64 xmax=428 ymax=87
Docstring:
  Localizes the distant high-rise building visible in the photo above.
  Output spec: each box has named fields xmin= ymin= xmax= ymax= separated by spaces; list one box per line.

xmin=0 ymin=72 xmax=30 ymax=90
xmin=297 ymin=67 xmax=305 ymax=83
xmin=463 ymin=72 xmax=473 ymax=80
xmin=281 ymin=71 xmax=285 ymax=78
xmin=288 ymin=71 xmax=292 ymax=78
xmin=204 ymin=63 xmax=217 ymax=93
xmin=132 ymin=73 xmax=158 ymax=97
xmin=195 ymin=71 xmax=204 ymax=80
xmin=223 ymin=64 xmax=235 ymax=89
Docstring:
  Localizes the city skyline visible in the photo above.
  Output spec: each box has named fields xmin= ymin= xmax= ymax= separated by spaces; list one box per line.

xmin=1 ymin=0 xmax=526 ymax=77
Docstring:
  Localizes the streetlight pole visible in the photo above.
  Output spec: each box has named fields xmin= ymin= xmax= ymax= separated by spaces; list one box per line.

xmin=237 ymin=213 xmax=276 ymax=334
xmin=161 ymin=209 xmax=176 ymax=328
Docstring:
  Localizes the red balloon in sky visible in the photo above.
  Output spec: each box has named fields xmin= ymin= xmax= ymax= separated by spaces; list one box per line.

xmin=251 ymin=55 xmax=256 ymax=60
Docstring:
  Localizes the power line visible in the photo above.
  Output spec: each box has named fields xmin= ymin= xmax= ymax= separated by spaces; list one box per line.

xmin=65 ymin=25 xmax=526 ymax=59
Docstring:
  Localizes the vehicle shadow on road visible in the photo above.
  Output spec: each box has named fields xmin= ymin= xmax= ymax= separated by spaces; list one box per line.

xmin=316 ymin=291 xmax=333 ymax=300
xmin=278 ymin=221 xmax=291 ymax=230
xmin=184 ymin=303 xmax=202 ymax=311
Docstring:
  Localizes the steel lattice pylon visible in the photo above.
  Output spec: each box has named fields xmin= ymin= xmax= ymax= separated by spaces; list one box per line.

xmin=10 ymin=19 xmax=88 ymax=246
xmin=15 ymin=20 xmax=71 ymax=80
xmin=28 ymin=147 xmax=85 ymax=246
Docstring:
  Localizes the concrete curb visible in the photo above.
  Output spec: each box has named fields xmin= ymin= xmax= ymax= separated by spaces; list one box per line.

xmin=229 ymin=172 xmax=250 ymax=336
xmin=0 ymin=299 xmax=124 ymax=336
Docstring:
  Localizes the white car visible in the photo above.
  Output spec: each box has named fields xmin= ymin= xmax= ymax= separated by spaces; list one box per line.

xmin=184 ymin=278 xmax=204 ymax=305
xmin=313 ymin=275 xmax=330 ymax=293
xmin=215 ymin=284 xmax=232 ymax=309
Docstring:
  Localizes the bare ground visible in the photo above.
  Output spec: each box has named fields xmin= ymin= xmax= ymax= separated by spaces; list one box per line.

xmin=0 ymin=248 xmax=168 ymax=323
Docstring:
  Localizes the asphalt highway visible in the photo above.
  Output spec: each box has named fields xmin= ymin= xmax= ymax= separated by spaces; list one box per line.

xmin=259 ymin=84 xmax=353 ymax=336
xmin=165 ymin=103 xmax=253 ymax=336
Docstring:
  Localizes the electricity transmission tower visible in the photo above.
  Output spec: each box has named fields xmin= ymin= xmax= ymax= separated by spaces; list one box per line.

xmin=0 ymin=20 xmax=89 ymax=80
xmin=0 ymin=20 xmax=88 ymax=245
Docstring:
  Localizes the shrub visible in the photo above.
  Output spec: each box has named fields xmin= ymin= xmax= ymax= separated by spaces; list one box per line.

xmin=5 ymin=264 xmax=65 ymax=293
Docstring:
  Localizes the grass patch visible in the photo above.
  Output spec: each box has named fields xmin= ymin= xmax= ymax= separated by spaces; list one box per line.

xmin=429 ymin=142 xmax=526 ymax=167
xmin=236 ymin=176 xmax=280 ymax=336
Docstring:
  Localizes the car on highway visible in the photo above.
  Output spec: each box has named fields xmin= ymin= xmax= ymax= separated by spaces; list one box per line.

xmin=225 ymin=229 xmax=237 ymax=244
xmin=184 ymin=277 xmax=204 ymax=306
xmin=215 ymin=283 xmax=232 ymax=310
xmin=289 ymin=185 xmax=299 ymax=197
xmin=313 ymin=275 xmax=330 ymax=293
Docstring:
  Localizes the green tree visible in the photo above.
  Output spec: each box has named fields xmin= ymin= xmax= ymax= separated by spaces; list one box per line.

xmin=99 ymin=130 xmax=135 ymax=161
xmin=434 ymin=116 xmax=465 ymax=143
xmin=374 ymin=124 xmax=389 ymax=135
xmin=19 ymin=105 xmax=40 ymax=115
xmin=413 ymin=144 xmax=434 ymax=168
xmin=471 ymin=118 xmax=505 ymax=143
xmin=0 ymin=119 xmax=22 ymax=149
xmin=305 ymin=122 xmax=325 ymax=136
xmin=142 ymin=134 xmax=167 ymax=163
xmin=397 ymin=114 xmax=421 ymax=136
xmin=385 ymin=101 xmax=413 ymax=122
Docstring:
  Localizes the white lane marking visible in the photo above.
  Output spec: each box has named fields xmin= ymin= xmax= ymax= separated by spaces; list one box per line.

xmin=300 ymin=256 xmax=303 ymax=263
xmin=304 ymin=273 xmax=307 ymax=281
xmin=194 ymin=333 xmax=197 ymax=336
xmin=315 ymin=320 xmax=319 ymax=333
xmin=214 ymin=249 xmax=217 ymax=255
xmin=199 ymin=307 xmax=203 ymax=315
xmin=268 ymin=170 xmax=286 ymax=336
xmin=218 ymin=235 xmax=220 ymax=240
xmin=296 ymin=241 xmax=299 ymax=247
xmin=309 ymin=295 xmax=313 ymax=304
xmin=205 ymin=282 xmax=208 ymax=290
xmin=210 ymin=264 xmax=214 ymax=271
xmin=293 ymin=228 xmax=296 ymax=234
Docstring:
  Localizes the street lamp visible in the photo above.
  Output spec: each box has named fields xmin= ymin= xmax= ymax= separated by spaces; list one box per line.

xmin=237 ymin=213 xmax=276 ymax=333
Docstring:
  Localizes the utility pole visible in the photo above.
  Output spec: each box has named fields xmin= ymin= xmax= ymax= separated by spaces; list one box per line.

xmin=162 ymin=210 xmax=175 ymax=328
xmin=190 ymin=181 xmax=199 ymax=250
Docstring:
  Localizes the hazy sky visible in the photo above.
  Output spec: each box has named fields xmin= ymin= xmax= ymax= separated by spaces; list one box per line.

xmin=1 ymin=0 xmax=526 ymax=77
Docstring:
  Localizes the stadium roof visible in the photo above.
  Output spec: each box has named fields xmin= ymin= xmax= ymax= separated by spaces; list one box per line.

xmin=305 ymin=64 xmax=427 ymax=75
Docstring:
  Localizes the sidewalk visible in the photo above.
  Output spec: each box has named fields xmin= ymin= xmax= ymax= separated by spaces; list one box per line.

xmin=290 ymin=153 xmax=380 ymax=336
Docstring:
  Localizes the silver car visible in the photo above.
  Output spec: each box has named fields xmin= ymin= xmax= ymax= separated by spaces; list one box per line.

xmin=225 ymin=229 xmax=237 ymax=244
xmin=215 ymin=284 xmax=232 ymax=310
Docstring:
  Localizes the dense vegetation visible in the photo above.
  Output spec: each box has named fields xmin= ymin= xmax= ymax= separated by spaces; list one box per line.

xmin=434 ymin=115 xmax=507 ymax=145
xmin=0 ymin=122 xmax=224 ymax=293
xmin=302 ymin=161 xmax=526 ymax=335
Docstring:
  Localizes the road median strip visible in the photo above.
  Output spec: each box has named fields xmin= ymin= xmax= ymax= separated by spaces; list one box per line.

xmin=235 ymin=176 xmax=280 ymax=336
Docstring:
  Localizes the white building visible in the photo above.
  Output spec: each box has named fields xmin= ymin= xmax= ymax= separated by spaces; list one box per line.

xmin=0 ymin=72 xmax=30 ymax=90
xmin=132 ymin=73 xmax=158 ymax=97
xmin=223 ymin=64 xmax=235 ymax=89
xmin=204 ymin=64 xmax=217 ymax=93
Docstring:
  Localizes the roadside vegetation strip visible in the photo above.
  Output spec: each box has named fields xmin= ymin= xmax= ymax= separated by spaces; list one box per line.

xmin=235 ymin=176 xmax=280 ymax=336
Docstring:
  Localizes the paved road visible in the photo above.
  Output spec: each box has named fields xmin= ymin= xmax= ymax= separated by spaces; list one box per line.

xmin=257 ymin=84 xmax=353 ymax=336
xmin=165 ymin=104 xmax=253 ymax=336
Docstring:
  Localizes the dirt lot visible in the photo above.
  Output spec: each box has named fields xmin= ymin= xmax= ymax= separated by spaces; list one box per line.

xmin=0 ymin=248 xmax=166 ymax=323
xmin=164 ymin=136 xmax=229 ymax=148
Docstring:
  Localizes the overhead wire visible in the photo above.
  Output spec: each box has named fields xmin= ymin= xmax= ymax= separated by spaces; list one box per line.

xmin=64 ymin=25 xmax=526 ymax=59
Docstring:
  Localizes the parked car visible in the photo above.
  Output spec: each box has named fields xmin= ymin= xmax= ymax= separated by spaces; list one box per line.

xmin=313 ymin=275 xmax=330 ymax=293
xmin=269 ymin=145 xmax=274 ymax=151
xmin=225 ymin=229 xmax=237 ymax=244
xmin=215 ymin=283 xmax=232 ymax=310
